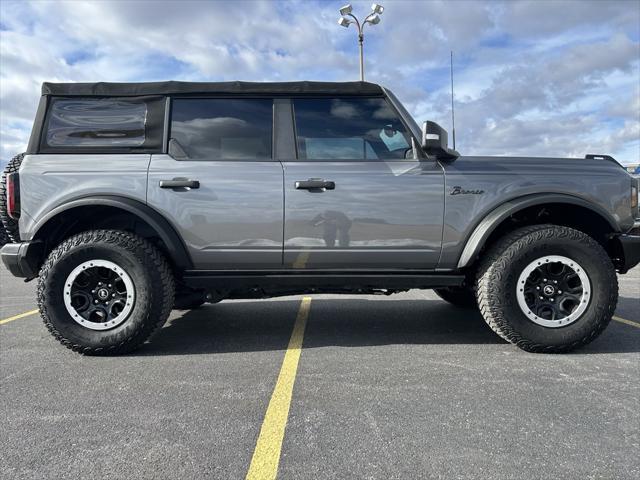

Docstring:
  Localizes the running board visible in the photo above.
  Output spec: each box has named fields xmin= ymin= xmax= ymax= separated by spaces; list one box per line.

xmin=182 ymin=270 xmax=465 ymax=291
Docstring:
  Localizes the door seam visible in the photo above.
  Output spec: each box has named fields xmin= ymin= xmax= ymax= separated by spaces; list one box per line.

xmin=280 ymin=160 xmax=286 ymax=266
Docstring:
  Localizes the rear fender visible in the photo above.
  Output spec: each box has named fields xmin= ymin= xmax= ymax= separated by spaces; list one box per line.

xmin=30 ymin=195 xmax=193 ymax=270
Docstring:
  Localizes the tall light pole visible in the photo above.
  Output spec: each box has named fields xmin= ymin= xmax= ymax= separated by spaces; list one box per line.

xmin=338 ymin=3 xmax=384 ymax=81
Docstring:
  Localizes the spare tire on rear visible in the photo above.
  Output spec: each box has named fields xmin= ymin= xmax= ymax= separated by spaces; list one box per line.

xmin=0 ymin=223 xmax=8 ymax=247
xmin=0 ymin=153 xmax=25 ymax=243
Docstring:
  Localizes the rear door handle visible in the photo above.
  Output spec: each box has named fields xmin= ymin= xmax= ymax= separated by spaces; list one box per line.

xmin=159 ymin=179 xmax=200 ymax=189
xmin=294 ymin=179 xmax=335 ymax=191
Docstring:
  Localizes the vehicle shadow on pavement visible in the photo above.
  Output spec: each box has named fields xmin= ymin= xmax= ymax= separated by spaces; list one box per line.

xmin=616 ymin=296 xmax=640 ymax=319
xmin=134 ymin=298 xmax=639 ymax=356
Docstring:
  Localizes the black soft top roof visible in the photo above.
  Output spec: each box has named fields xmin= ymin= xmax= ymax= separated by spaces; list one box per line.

xmin=41 ymin=80 xmax=385 ymax=97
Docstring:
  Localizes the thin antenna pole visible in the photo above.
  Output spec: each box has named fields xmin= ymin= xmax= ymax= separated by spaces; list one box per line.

xmin=450 ymin=50 xmax=456 ymax=150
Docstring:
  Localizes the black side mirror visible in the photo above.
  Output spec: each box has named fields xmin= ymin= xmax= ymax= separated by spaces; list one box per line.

xmin=421 ymin=121 xmax=459 ymax=161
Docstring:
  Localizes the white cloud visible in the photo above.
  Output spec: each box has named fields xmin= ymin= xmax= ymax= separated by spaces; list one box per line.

xmin=0 ymin=0 xmax=638 ymax=165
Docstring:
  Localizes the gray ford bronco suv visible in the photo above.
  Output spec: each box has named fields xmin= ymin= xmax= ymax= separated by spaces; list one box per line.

xmin=2 ymin=81 xmax=639 ymax=355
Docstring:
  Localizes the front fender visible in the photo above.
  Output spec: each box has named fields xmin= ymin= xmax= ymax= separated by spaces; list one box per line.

xmin=455 ymin=193 xmax=619 ymax=268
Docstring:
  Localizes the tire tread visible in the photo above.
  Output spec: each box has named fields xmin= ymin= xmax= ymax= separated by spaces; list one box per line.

xmin=37 ymin=230 xmax=175 ymax=355
xmin=476 ymin=224 xmax=617 ymax=353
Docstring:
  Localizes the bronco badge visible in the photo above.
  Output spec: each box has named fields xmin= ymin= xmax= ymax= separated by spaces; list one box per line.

xmin=450 ymin=186 xmax=485 ymax=195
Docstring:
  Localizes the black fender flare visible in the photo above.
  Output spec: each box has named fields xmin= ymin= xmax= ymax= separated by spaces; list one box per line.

xmin=456 ymin=193 xmax=619 ymax=268
xmin=30 ymin=195 xmax=193 ymax=270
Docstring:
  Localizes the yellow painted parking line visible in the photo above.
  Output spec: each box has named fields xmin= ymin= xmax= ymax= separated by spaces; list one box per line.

xmin=246 ymin=297 xmax=312 ymax=480
xmin=612 ymin=315 xmax=640 ymax=328
xmin=292 ymin=251 xmax=310 ymax=269
xmin=0 ymin=309 xmax=39 ymax=325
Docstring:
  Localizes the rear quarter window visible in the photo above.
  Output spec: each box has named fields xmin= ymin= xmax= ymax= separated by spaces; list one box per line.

xmin=45 ymin=98 xmax=147 ymax=147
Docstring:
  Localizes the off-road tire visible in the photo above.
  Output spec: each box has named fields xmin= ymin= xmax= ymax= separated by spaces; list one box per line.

xmin=0 ymin=153 xmax=25 ymax=243
xmin=434 ymin=286 xmax=477 ymax=308
xmin=37 ymin=230 xmax=175 ymax=355
xmin=476 ymin=224 xmax=617 ymax=353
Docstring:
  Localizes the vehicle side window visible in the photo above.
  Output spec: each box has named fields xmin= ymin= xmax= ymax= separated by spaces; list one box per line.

xmin=170 ymin=98 xmax=273 ymax=161
xmin=293 ymin=97 xmax=411 ymax=161
xmin=45 ymin=98 xmax=147 ymax=147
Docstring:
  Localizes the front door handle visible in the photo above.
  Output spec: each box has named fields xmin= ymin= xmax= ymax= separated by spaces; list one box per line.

xmin=294 ymin=179 xmax=335 ymax=191
xmin=159 ymin=179 xmax=200 ymax=189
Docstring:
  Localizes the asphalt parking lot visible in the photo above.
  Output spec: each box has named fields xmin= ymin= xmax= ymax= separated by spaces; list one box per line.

xmin=1 ymin=264 xmax=638 ymax=480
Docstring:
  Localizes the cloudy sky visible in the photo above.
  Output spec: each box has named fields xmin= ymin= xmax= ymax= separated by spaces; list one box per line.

xmin=0 ymin=0 xmax=638 ymax=166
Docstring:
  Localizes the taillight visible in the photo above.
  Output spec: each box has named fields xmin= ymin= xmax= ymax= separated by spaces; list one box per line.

xmin=6 ymin=172 xmax=20 ymax=219
xmin=632 ymin=177 xmax=639 ymax=214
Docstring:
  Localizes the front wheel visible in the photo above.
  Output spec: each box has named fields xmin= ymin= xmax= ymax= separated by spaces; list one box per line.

xmin=37 ymin=230 xmax=175 ymax=355
xmin=476 ymin=225 xmax=617 ymax=353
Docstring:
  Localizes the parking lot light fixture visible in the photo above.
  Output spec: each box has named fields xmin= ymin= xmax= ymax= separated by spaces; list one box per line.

xmin=336 ymin=2 xmax=384 ymax=81
xmin=366 ymin=13 xmax=381 ymax=25
xmin=339 ymin=4 xmax=353 ymax=16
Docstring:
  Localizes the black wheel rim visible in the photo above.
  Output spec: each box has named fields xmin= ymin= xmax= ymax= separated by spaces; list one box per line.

xmin=516 ymin=255 xmax=590 ymax=328
xmin=63 ymin=260 xmax=135 ymax=330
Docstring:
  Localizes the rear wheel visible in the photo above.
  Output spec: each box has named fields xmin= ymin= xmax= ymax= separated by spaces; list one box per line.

xmin=434 ymin=286 xmax=477 ymax=308
xmin=476 ymin=224 xmax=617 ymax=353
xmin=38 ymin=230 xmax=175 ymax=355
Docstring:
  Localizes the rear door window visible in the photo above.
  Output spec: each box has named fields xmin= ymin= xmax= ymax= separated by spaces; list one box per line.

xmin=170 ymin=98 xmax=273 ymax=160
xmin=45 ymin=98 xmax=147 ymax=147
